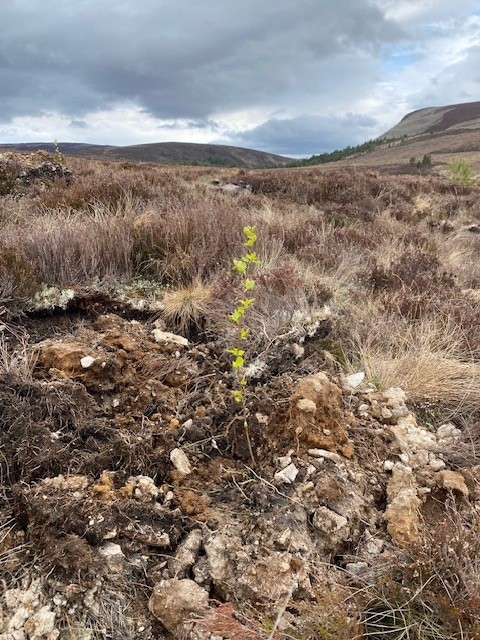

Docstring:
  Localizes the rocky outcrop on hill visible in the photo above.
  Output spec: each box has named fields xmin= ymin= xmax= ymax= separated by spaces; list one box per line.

xmin=0 ymin=151 xmax=73 ymax=195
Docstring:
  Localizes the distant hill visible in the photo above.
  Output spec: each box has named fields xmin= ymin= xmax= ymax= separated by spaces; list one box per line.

xmin=0 ymin=141 xmax=292 ymax=169
xmin=304 ymin=101 xmax=480 ymax=175
xmin=383 ymin=101 xmax=480 ymax=139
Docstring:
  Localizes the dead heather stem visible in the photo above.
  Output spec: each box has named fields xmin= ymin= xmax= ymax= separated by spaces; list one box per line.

xmin=0 ymin=335 xmax=36 ymax=380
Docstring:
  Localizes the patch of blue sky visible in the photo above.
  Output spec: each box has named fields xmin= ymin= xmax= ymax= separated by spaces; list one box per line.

xmin=381 ymin=44 xmax=417 ymax=73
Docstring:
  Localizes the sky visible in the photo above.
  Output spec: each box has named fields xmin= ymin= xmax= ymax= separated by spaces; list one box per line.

xmin=1 ymin=0 xmax=479 ymax=157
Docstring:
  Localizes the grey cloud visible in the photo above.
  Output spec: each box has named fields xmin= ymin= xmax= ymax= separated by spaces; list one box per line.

xmin=409 ymin=44 xmax=480 ymax=109
xmin=226 ymin=113 xmax=379 ymax=156
xmin=69 ymin=120 xmax=88 ymax=129
xmin=0 ymin=0 xmax=403 ymax=122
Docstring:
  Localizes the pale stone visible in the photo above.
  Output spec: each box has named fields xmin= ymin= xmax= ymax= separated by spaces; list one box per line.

xmin=365 ymin=538 xmax=385 ymax=556
xmin=129 ymin=475 xmax=159 ymax=502
xmin=292 ymin=343 xmax=305 ymax=359
xmin=313 ymin=507 xmax=349 ymax=536
xmin=80 ymin=355 xmax=95 ymax=368
xmin=345 ymin=372 xmax=365 ymax=389
xmin=308 ymin=449 xmax=342 ymax=463
xmin=385 ymin=465 xmax=421 ymax=545
xmin=429 ymin=458 xmax=446 ymax=471
xmin=152 ymin=329 xmax=188 ymax=347
xmin=23 ymin=606 xmax=56 ymax=638
xmin=384 ymin=387 xmax=407 ymax=405
xmin=168 ymin=529 xmax=203 ymax=578
xmin=436 ymin=470 xmax=469 ymax=497
xmin=148 ymin=579 xmax=208 ymax=633
xmin=170 ymin=448 xmax=192 ymax=477
xmin=274 ymin=463 xmax=299 ymax=484
xmin=277 ymin=451 xmax=293 ymax=469
xmin=98 ymin=543 xmax=125 ymax=573
xmin=383 ymin=460 xmax=395 ymax=471
xmin=296 ymin=398 xmax=317 ymax=413
xmin=345 ymin=561 xmax=369 ymax=576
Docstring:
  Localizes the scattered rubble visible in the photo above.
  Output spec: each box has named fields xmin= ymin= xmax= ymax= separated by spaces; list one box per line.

xmin=0 ymin=151 xmax=73 ymax=194
xmin=0 ymin=311 xmax=478 ymax=639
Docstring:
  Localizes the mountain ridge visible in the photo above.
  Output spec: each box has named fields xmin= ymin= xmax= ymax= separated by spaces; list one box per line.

xmin=383 ymin=100 xmax=480 ymax=139
xmin=0 ymin=141 xmax=292 ymax=168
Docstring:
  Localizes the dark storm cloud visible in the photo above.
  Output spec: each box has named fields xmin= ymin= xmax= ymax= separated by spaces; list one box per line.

xmin=228 ymin=113 xmax=379 ymax=156
xmin=0 ymin=0 xmax=402 ymax=122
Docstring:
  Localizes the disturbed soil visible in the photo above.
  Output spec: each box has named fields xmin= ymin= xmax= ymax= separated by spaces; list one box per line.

xmin=1 ymin=308 xmax=479 ymax=640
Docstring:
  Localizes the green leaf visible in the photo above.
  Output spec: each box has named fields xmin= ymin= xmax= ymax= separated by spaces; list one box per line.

xmin=229 ymin=309 xmax=242 ymax=324
xmin=232 ymin=389 xmax=243 ymax=402
xmin=233 ymin=258 xmax=247 ymax=275
xmin=239 ymin=297 xmax=254 ymax=309
xmin=232 ymin=355 xmax=244 ymax=369
xmin=244 ymin=278 xmax=255 ymax=291
xmin=227 ymin=348 xmax=245 ymax=357
xmin=244 ymin=252 xmax=260 ymax=264
xmin=240 ymin=327 xmax=250 ymax=340
xmin=243 ymin=225 xmax=257 ymax=247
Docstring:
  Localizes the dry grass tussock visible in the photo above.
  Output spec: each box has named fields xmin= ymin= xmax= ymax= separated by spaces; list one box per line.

xmin=348 ymin=315 xmax=480 ymax=411
xmin=162 ymin=279 xmax=213 ymax=334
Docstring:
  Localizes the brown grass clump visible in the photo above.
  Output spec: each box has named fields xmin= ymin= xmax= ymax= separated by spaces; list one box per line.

xmin=0 ymin=246 xmax=40 ymax=306
xmin=162 ymin=279 xmax=213 ymax=334
xmin=349 ymin=316 xmax=480 ymax=413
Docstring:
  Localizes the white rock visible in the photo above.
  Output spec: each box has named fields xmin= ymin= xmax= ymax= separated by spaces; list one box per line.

xmin=277 ymin=451 xmax=293 ymax=469
xmin=383 ymin=460 xmax=395 ymax=471
xmin=365 ymin=538 xmax=385 ymax=556
xmin=384 ymin=387 xmax=407 ymax=405
xmin=308 ymin=449 xmax=342 ymax=463
xmin=152 ymin=329 xmax=188 ymax=347
xmin=345 ymin=372 xmax=365 ymax=389
xmin=345 ymin=561 xmax=369 ymax=576
xmin=169 ymin=529 xmax=203 ymax=578
xmin=80 ymin=355 xmax=95 ymax=368
xmin=292 ymin=343 xmax=305 ymax=359
xmin=149 ymin=579 xmax=208 ymax=634
xmin=313 ymin=507 xmax=348 ymax=535
xmin=98 ymin=543 xmax=125 ymax=573
xmin=170 ymin=448 xmax=192 ymax=477
xmin=391 ymin=406 xmax=409 ymax=420
xmin=429 ymin=458 xmax=446 ymax=471
xmin=130 ymin=475 xmax=159 ymax=501
xmin=274 ymin=463 xmax=299 ymax=484
xmin=296 ymin=398 xmax=317 ymax=413
xmin=23 ymin=605 xmax=56 ymax=638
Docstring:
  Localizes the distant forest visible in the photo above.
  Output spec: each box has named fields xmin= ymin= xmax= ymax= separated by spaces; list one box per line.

xmin=289 ymin=137 xmax=391 ymax=167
